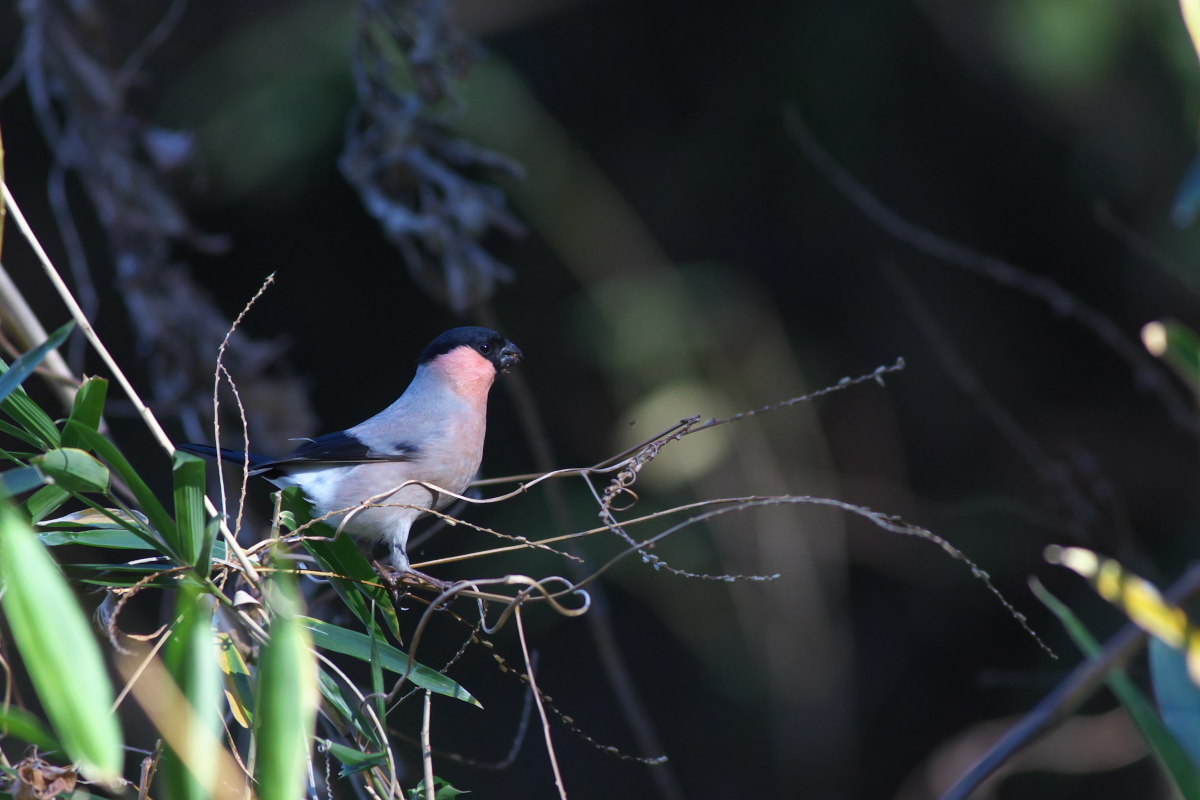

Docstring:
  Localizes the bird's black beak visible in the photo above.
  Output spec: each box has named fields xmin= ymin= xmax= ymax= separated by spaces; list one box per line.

xmin=498 ymin=342 xmax=523 ymax=373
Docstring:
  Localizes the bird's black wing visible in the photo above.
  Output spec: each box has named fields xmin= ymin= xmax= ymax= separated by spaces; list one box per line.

xmin=277 ymin=430 xmax=420 ymax=465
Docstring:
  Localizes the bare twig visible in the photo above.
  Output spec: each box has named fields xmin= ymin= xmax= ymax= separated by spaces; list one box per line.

xmin=211 ymin=273 xmax=276 ymax=542
xmin=516 ymin=605 xmax=568 ymax=800
xmin=467 ymin=632 xmax=668 ymax=766
xmin=111 ymin=623 xmax=176 ymax=713
xmin=421 ymin=691 xmax=435 ymax=800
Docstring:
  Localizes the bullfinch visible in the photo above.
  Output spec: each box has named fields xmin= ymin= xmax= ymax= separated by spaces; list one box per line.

xmin=179 ymin=326 xmax=523 ymax=573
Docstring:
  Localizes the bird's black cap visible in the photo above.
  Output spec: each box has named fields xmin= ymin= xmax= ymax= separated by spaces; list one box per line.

xmin=418 ymin=327 xmax=523 ymax=372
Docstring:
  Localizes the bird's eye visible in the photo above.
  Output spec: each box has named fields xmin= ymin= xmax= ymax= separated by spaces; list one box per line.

xmin=478 ymin=342 xmax=492 ymax=354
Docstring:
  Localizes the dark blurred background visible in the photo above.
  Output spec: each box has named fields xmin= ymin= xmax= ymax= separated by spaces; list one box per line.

xmin=3 ymin=1 xmax=1200 ymax=798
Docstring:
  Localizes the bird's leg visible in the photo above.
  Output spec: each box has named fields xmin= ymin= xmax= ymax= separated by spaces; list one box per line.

xmin=373 ymin=556 xmax=451 ymax=592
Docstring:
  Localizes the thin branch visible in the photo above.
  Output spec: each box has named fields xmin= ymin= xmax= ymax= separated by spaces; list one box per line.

xmin=516 ymin=605 xmax=568 ymax=800
xmin=111 ymin=623 xmax=175 ymax=713
xmin=421 ymin=691 xmax=435 ymax=800
xmin=211 ymin=273 xmax=276 ymax=542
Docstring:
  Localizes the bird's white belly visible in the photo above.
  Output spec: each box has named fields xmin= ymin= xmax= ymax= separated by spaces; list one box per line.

xmin=280 ymin=459 xmax=470 ymax=548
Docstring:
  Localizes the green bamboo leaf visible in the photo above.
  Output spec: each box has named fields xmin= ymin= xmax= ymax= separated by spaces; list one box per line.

xmin=0 ymin=322 xmax=73 ymax=408
xmin=316 ymin=669 xmax=381 ymax=749
xmin=0 ymin=323 xmax=72 ymax=450
xmin=173 ymin=451 xmax=209 ymax=569
xmin=369 ymin=617 xmax=386 ymax=724
xmin=409 ymin=777 xmax=469 ymax=799
xmin=1151 ymin=637 xmax=1200 ymax=769
xmin=26 ymin=485 xmax=71 ymax=523
xmin=33 ymin=448 xmax=111 ymax=494
xmin=41 ymin=497 xmax=164 ymax=556
xmin=160 ymin=585 xmax=222 ymax=800
xmin=39 ymin=507 xmax=150 ymax=530
xmin=281 ymin=488 xmax=401 ymax=639
xmin=0 ymin=377 xmax=61 ymax=451
xmin=72 ymin=564 xmax=178 ymax=588
xmin=0 ymin=501 xmax=123 ymax=782
xmin=215 ymin=632 xmax=254 ymax=728
xmin=0 ymin=418 xmax=47 ymax=448
xmin=1032 ymin=578 xmax=1200 ymax=796
xmin=61 ymin=377 xmax=108 ymax=448
xmin=64 ymin=422 xmax=179 ymax=559
xmin=0 ymin=464 xmax=46 ymax=497
xmin=255 ymin=559 xmax=318 ymax=800
xmin=0 ymin=705 xmax=62 ymax=752
xmin=302 ymin=617 xmax=480 ymax=707
xmin=38 ymin=529 xmax=158 ymax=549
xmin=319 ymin=739 xmax=388 ymax=778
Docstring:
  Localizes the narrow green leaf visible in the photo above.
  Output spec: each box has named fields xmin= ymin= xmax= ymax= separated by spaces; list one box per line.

xmin=316 ymin=669 xmax=381 ymax=750
xmin=25 ymin=485 xmax=71 ymax=522
xmin=73 ymin=566 xmax=178 ymax=588
xmin=64 ymin=422 xmax=179 ymax=560
xmin=47 ymin=496 xmax=165 ymax=554
xmin=172 ymin=451 xmax=209 ymax=569
xmin=255 ymin=559 xmax=318 ymax=800
xmin=0 ymin=322 xmax=73 ymax=408
xmin=0 ymin=705 xmax=62 ymax=752
xmin=39 ymin=529 xmax=158 ymax=550
xmin=1032 ymin=578 xmax=1200 ymax=796
xmin=409 ymin=777 xmax=469 ymax=799
xmin=0 ymin=418 xmax=48 ymax=448
xmin=39 ymin=508 xmax=150 ymax=529
xmin=0 ymin=501 xmax=123 ymax=782
xmin=369 ymin=615 xmax=386 ymax=723
xmin=1151 ymin=637 xmax=1200 ymax=768
xmin=203 ymin=519 xmax=223 ymax=565
xmin=282 ymin=488 xmax=401 ymax=639
xmin=302 ymin=617 xmax=480 ymax=707
xmin=0 ymin=378 xmax=61 ymax=450
xmin=61 ymin=377 xmax=108 ymax=447
xmin=33 ymin=448 xmax=111 ymax=493
xmin=0 ymin=323 xmax=71 ymax=450
xmin=319 ymin=740 xmax=388 ymax=777
xmin=215 ymin=632 xmax=255 ymax=729
xmin=161 ymin=585 xmax=222 ymax=800
xmin=0 ymin=464 xmax=46 ymax=497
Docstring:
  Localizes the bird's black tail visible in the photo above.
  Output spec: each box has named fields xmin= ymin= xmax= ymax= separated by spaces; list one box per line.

xmin=176 ymin=443 xmax=272 ymax=470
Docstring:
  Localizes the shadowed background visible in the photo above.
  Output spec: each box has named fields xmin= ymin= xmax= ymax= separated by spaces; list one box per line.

xmin=2 ymin=1 xmax=1200 ymax=798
